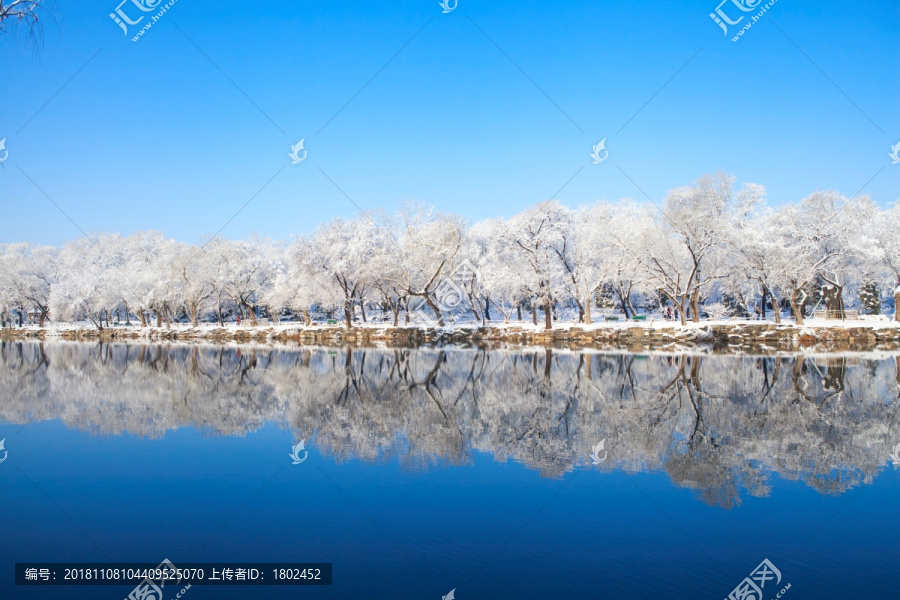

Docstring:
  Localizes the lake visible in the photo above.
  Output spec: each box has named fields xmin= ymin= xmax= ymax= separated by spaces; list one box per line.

xmin=1 ymin=341 xmax=898 ymax=599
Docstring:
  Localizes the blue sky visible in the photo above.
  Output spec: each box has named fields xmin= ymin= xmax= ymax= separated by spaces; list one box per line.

xmin=1 ymin=0 xmax=898 ymax=246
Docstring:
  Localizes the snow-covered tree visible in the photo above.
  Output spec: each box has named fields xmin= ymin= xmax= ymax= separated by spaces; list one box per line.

xmin=872 ymin=201 xmax=900 ymax=322
xmin=2 ymin=175 xmax=895 ymax=328
xmin=507 ymin=201 xmax=570 ymax=330
xmin=396 ymin=204 xmax=465 ymax=327
xmin=641 ymin=173 xmax=762 ymax=325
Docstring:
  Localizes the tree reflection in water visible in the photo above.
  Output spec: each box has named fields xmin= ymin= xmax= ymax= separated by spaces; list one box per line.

xmin=2 ymin=341 xmax=898 ymax=508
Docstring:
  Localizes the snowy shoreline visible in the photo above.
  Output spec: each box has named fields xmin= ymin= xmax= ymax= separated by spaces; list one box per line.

xmin=3 ymin=319 xmax=900 ymax=353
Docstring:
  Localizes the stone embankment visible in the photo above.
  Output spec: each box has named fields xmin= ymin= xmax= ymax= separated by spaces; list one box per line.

xmin=2 ymin=322 xmax=900 ymax=352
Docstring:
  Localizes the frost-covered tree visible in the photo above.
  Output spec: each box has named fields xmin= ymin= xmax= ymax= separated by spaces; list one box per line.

xmin=507 ymin=201 xmax=570 ymax=329
xmin=215 ymin=237 xmax=277 ymax=326
xmin=872 ymin=201 xmax=900 ymax=322
xmin=50 ymin=236 xmax=124 ymax=329
xmin=311 ymin=217 xmax=387 ymax=327
xmin=0 ymin=243 xmax=57 ymax=326
xmin=771 ymin=192 xmax=868 ymax=324
xmin=396 ymin=204 xmax=465 ymax=327
xmin=469 ymin=218 xmax=524 ymax=324
xmin=641 ymin=173 xmax=762 ymax=324
xmin=731 ymin=207 xmax=784 ymax=322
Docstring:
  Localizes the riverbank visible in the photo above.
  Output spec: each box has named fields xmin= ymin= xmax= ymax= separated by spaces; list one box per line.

xmin=3 ymin=320 xmax=900 ymax=352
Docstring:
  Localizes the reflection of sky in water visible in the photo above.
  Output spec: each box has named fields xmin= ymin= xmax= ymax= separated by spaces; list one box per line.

xmin=1 ymin=342 xmax=898 ymax=599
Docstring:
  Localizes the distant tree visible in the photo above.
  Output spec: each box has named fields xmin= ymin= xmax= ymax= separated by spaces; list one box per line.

xmin=859 ymin=282 xmax=880 ymax=315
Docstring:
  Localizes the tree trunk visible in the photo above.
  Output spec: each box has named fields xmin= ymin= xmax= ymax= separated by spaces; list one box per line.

xmin=791 ymin=288 xmax=804 ymax=325
xmin=517 ymin=303 xmax=522 ymax=322
xmin=893 ymin=287 xmax=900 ymax=323
xmin=244 ymin=302 xmax=258 ymax=327
xmin=344 ymin=303 xmax=353 ymax=329
xmin=617 ymin=287 xmax=632 ymax=319
xmin=760 ymin=286 xmax=767 ymax=320
xmin=583 ymin=299 xmax=592 ymax=325
xmin=156 ymin=310 xmax=162 ymax=327
xmin=422 ymin=294 xmax=445 ymax=327
xmin=468 ymin=294 xmax=482 ymax=323
xmin=690 ymin=288 xmax=700 ymax=322
xmin=359 ymin=300 xmax=367 ymax=323
xmin=532 ymin=303 xmax=537 ymax=326
xmin=543 ymin=297 xmax=552 ymax=330
xmin=190 ymin=303 xmax=199 ymax=327
xmin=678 ymin=301 xmax=687 ymax=326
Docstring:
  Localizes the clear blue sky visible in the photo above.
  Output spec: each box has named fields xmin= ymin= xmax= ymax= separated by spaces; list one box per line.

xmin=1 ymin=0 xmax=898 ymax=246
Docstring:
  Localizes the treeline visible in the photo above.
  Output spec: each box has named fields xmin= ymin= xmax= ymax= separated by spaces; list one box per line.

xmin=1 ymin=172 xmax=898 ymax=329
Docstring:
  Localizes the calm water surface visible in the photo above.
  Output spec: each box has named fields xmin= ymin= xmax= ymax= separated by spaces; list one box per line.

xmin=1 ymin=341 xmax=898 ymax=599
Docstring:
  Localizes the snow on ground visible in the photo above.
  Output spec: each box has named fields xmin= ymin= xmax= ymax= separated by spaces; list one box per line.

xmin=6 ymin=314 xmax=899 ymax=336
